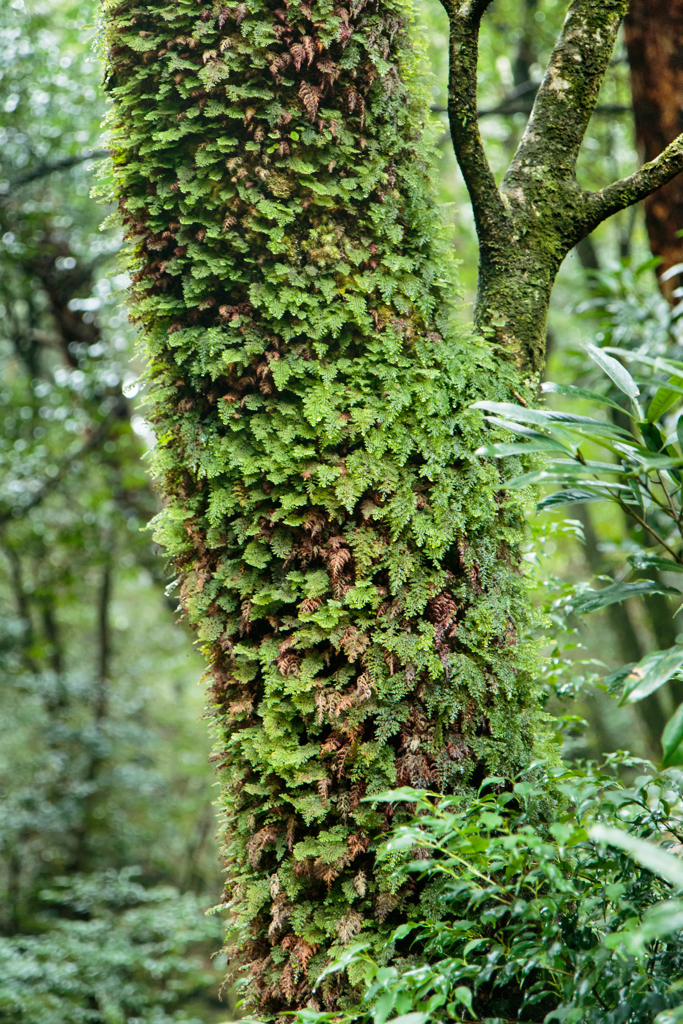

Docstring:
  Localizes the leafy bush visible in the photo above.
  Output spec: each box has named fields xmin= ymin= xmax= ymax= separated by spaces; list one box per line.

xmin=475 ymin=340 xmax=683 ymax=761
xmin=303 ymin=763 xmax=683 ymax=1024
xmin=0 ymin=869 xmax=223 ymax=1024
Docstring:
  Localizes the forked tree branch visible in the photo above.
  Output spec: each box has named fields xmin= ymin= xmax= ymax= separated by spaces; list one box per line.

xmin=439 ymin=0 xmax=683 ymax=371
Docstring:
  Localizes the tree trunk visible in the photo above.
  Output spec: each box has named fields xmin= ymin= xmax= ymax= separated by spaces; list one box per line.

xmin=104 ymin=0 xmax=683 ymax=1013
xmin=625 ymin=0 xmax=683 ymax=299
xmin=104 ymin=0 xmax=545 ymax=1012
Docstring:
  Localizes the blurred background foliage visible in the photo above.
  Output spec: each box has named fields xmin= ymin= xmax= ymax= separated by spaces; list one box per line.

xmin=2 ymin=0 xmax=683 ymax=1020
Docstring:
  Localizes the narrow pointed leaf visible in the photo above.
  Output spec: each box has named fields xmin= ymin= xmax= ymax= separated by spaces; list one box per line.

xmin=640 ymin=420 xmax=665 ymax=454
xmin=475 ymin=440 xmax=570 ymax=457
xmin=573 ymin=580 xmax=679 ymax=617
xmin=482 ymin=416 xmax=578 ymax=449
xmin=585 ymin=343 xmax=640 ymax=399
xmin=661 ymin=262 xmax=683 ymax=283
xmin=662 ymin=703 xmax=683 ymax=768
xmin=590 ymin=824 xmax=683 ymax=889
xmin=628 ymin=553 xmax=683 ymax=575
xmin=472 ymin=402 xmax=562 ymax=428
xmin=536 ymin=488 xmax=609 ymax=510
xmin=541 ymin=380 xmax=628 ymax=414
xmin=648 ymin=387 xmax=681 ymax=424
xmin=621 ymin=644 xmax=683 ymax=704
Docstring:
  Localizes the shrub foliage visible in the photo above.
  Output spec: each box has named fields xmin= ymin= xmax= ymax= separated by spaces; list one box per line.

xmin=313 ymin=766 xmax=683 ymax=1024
xmin=103 ymin=0 xmax=548 ymax=1010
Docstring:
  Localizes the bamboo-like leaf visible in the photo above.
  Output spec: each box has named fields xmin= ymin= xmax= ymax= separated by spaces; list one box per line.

xmin=662 ymin=704 xmax=683 ymax=769
xmin=661 ymin=262 xmax=683 ymax=283
xmin=536 ymin=488 xmax=609 ymax=509
xmin=640 ymin=419 xmax=666 ymax=455
xmin=541 ymin=380 xmax=628 ymax=414
xmin=573 ymin=581 xmax=679 ymax=618
xmin=648 ymin=387 xmax=681 ymax=424
xmin=625 ymin=454 xmax=683 ymax=472
xmin=621 ymin=644 xmax=683 ymax=704
xmin=475 ymin=440 xmax=570 ymax=458
xmin=628 ymin=553 xmax=683 ymax=575
xmin=503 ymin=462 xmax=623 ymax=486
xmin=475 ymin=401 xmax=632 ymax=441
xmin=472 ymin=401 xmax=551 ymax=425
xmin=590 ymin=824 xmax=683 ymax=890
xmin=482 ymin=416 xmax=578 ymax=450
xmin=585 ymin=343 xmax=640 ymax=400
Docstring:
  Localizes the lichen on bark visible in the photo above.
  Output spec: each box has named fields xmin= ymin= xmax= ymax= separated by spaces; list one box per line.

xmin=102 ymin=0 xmax=548 ymax=1012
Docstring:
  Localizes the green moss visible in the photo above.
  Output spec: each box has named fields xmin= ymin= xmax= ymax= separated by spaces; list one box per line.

xmin=102 ymin=0 xmax=548 ymax=1012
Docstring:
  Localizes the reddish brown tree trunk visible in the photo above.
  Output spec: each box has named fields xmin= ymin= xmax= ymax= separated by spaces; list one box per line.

xmin=625 ymin=0 xmax=683 ymax=299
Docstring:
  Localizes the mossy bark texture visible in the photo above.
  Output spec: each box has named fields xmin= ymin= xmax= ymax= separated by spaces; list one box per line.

xmin=103 ymin=0 xmax=546 ymax=1012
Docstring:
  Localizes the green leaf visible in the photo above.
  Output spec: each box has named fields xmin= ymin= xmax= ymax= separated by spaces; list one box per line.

xmin=648 ymin=387 xmax=681 ymax=424
xmin=590 ymin=824 xmax=683 ymax=890
xmin=541 ymin=380 xmax=628 ymax=414
xmin=536 ymin=488 xmax=612 ymax=510
xmin=453 ymin=987 xmax=474 ymax=1015
xmin=585 ymin=343 xmax=640 ymax=400
xmin=482 ymin=416 xmax=578 ymax=450
xmin=662 ymin=703 xmax=683 ymax=768
xmin=573 ymin=580 xmax=679 ymax=617
xmin=661 ymin=261 xmax=683 ymax=283
xmin=655 ymin=1006 xmax=683 ymax=1024
xmin=628 ymin=553 xmax=683 ymax=575
xmin=475 ymin=440 xmax=571 ymax=457
xmin=621 ymin=644 xmax=683 ymax=704
xmin=640 ymin=419 xmax=666 ymax=453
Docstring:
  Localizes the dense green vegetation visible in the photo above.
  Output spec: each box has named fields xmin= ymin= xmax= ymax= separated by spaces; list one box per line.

xmin=5 ymin=0 xmax=683 ymax=1021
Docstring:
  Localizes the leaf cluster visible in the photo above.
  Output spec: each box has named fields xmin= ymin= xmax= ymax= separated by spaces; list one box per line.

xmin=308 ymin=761 xmax=683 ymax=1024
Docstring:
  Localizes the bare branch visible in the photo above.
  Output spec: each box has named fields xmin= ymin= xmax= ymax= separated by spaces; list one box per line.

xmin=0 ymin=149 xmax=109 ymax=198
xmin=579 ymin=134 xmax=683 ymax=235
xmin=0 ymin=404 xmax=126 ymax=528
xmin=441 ymin=0 xmax=506 ymax=241
xmin=504 ymin=0 xmax=628 ymax=193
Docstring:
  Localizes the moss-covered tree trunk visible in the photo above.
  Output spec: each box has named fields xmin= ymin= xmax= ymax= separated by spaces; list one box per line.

xmin=102 ymin=0 xmax=683 ymax=1014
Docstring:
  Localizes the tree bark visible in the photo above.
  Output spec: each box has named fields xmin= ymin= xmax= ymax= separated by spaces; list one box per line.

xmin=625 ymin=0 xmax=683 ymax=300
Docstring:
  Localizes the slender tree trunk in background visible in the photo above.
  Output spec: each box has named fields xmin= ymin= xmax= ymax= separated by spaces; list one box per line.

xmin=73 ymin=555 xmax=113 ymax=872
xmin=96 ymin=559 xmax=112 ymax=719
xmin=572 ymin=503 xmax=670 ymax=756
xmin=104 ymin=0 xmax=683 ymax=1012
xmin=625 ymin=0 xmax=683 ymax=299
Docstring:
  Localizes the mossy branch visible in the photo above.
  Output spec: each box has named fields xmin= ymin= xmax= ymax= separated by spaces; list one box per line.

xmin=440 ymin=0 xmax=683 ymax=372
xmin=580 ymin=135 xmax=683 ymax=235
xmin=505 ymin=0 xmax=628 ymax=192
xmin=440 ymin=0 xmax=505 ymax=242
